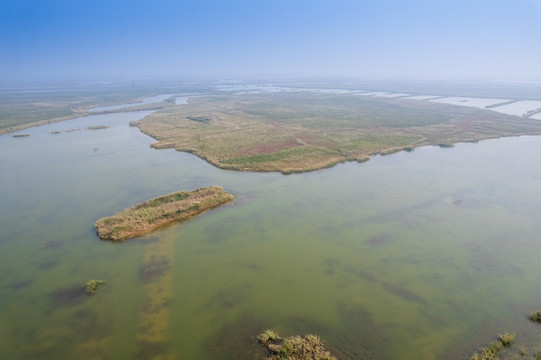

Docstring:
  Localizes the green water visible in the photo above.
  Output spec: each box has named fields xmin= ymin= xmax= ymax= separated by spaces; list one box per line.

xmin=1 ymin=108 xmax=541 ymax=359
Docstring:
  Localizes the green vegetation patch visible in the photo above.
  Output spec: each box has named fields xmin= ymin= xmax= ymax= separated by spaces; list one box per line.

xmin=86 ymin=279 xmax=105 ymax=294
xmin=186 ymin=116 xmax=211 ymax=123
xmin=257 ymin=330 xmax=337 ymax=360
xmin=95 ymin=186 xmax=234 ymax=241
xmin=135 ymin=92 xmax=541 ymax=173
xmin=529 ymin=310 xmax=541 ymax=323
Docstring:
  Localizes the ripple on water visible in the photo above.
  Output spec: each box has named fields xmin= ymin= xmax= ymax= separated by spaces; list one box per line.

xmin=205 ymin=313 xmax=267 ymax=360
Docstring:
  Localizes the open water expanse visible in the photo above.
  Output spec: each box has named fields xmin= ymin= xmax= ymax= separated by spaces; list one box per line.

xmin=2 ymin=99 xmax=541 ymax=359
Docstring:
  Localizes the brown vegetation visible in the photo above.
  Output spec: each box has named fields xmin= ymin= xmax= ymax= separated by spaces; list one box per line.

xmin=95 ymin=186 xmax=234 ymax=241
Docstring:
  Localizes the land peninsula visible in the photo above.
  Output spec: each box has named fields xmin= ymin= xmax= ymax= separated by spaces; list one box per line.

xmin=0 ymin=82 xmax=214 ymax=135
xmin=132 ymin=92 xmax=541 ymax=174
xmin=95 ymin=186 xmax=234 ymax=241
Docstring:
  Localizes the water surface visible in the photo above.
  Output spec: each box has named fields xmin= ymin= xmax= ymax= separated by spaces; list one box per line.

xmin=1 ymin=104 xmax=541 ymax=359
xmin=89 ymin=94 xmax=173 ymax=112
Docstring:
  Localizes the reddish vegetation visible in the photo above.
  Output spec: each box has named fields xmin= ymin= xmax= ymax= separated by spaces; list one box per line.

xmin=238 ymin=137 xmax=300 ymax=156
xmin=460 ymin=118 xmax=474 ymax=132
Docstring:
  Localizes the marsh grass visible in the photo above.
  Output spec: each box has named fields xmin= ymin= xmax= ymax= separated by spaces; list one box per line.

xmin=86 ymin=125 xmax=109 ymax=130
xmin=257 ymin=330 xmax=337 ymax=360
xmin=529 ymin=310 xmax=541 ymax=323
xmin=135 ymin=92 xmax=541 ymax=173
xmin=95 ymin=186 xmax=234 ymax=241
xmin=470 ymin=333 xmax=515 ymax=360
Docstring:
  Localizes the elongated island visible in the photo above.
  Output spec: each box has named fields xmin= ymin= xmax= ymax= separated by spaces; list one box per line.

xmin=95 ymin=186 xmax=234 ymax=241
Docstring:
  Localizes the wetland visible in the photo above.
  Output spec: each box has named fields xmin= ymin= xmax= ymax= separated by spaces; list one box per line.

xmin=2 ymin=82 xmax=541 ymax=359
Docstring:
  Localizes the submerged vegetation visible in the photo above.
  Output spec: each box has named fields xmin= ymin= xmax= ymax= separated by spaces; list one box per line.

xmin=86 ymin=280 xmax=105 ymax=294
xmin=134 ymin=92 xmax=541 ymax=173
xmin=257 ymin=330 xmax=337 ymax=360
xmin=95 ymin=186 xmax=234 ymax=241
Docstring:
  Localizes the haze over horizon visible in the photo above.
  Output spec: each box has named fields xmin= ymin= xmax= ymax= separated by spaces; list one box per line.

xmin=2 ymin=0 xmax=541 ymax=84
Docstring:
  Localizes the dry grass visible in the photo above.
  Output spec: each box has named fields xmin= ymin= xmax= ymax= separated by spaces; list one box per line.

xmin=95 ymin=186 xmax=234 ymax=241
xmin=470 ymin=333 xmax=515 ymax=360
xmin=134 ymin=92 xmax=541 ymax=173
xmin=257 ymin=330 xmax=337 ymax=360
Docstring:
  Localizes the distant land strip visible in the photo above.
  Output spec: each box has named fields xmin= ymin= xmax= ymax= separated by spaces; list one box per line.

xmin=133 ymin=92 xmax=541 ymax=174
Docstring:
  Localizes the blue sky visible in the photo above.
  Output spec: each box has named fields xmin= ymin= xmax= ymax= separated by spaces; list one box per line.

xmin=1 ymin=0 xmax=540 ymax=82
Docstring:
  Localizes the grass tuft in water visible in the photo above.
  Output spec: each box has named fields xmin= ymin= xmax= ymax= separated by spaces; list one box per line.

xmin=529 ymin=310 xmax=541 ymax=323
xmin=470 ymin=333 xmax=514 ymax=360
xmin=498 ymin=333 xmax=515 ymax=346
xmin=257 ymin=330 xmax=337 ymax=360
xmin=86 ymin=279 xmax=105 ymax=294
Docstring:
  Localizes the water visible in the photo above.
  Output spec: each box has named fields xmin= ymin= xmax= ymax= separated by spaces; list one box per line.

xmin=428 ymin=96 xmax=511 ymax=108
xmin=88 ymin=94 xmax=173 ymax=112
xmin=1 ymin=102 xmax=541 ymax=359
xmin=490 ymin=100 xmax=541 ymax=116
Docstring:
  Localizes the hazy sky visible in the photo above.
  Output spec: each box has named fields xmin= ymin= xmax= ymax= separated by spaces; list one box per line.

xmin=1 ymin=0 xmax=541 ymax=82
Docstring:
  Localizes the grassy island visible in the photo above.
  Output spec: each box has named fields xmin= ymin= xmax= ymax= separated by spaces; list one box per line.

xmin=95 ymin=186 xmax=234 ymax=241
xmin=133 ymin=92 xmax=541 ymax=174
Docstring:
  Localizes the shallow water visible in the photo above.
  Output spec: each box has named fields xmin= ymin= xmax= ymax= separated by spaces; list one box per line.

xmin=1 ymin=102 xmax=541 ymax=359
xmin=429 ymin=96 xmax=511 ymax=108
xmin=89 ymin=94 xmax=173 ymax=112
xmin=490 ymin=100 xmax=541 ymax=116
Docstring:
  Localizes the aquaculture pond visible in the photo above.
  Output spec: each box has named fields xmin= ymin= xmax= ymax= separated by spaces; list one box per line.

xmin=1 ymin=101 xmax=541 ymax=360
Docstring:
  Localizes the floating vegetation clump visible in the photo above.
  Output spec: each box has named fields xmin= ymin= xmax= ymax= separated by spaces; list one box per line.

xmin=470 ymin=333 xmax=514 ymax=360
xmin=257 ymin=330 xmax=337 ymax=360
xmin=498 ymin=333 xmax=515 ymax=347
xmin=86 ymin=279 xmax=105 ymax=294
xmin=529 ymin=310 xmax=541 ymax=323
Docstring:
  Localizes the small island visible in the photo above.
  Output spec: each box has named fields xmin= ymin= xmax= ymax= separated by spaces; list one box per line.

xmin=257 ymin=330 xmax=337 ymax=360
xmin=95 ymin=186 xmax=234 ymax=241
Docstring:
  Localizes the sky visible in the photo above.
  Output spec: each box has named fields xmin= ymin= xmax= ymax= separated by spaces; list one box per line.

xmin=1 ymin=0 xmax=541 ymax=83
